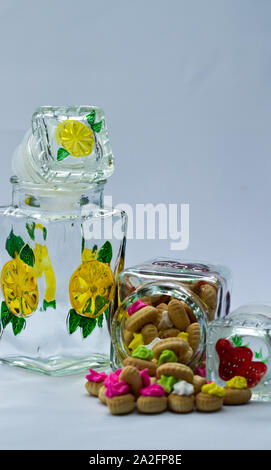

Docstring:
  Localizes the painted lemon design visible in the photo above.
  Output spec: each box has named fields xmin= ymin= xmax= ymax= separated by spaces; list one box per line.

xmin=33 ymin=243 xmax=56 ymax=303
xmin=69 ymin=259 xmax=114 ymax=318
xmin=81 ymin=248 xmax=96 ymax=263
xmin=1 ymin=257 xmax=39 ymax=317
xmin=55 ymin=120 xmax=95 ymax=157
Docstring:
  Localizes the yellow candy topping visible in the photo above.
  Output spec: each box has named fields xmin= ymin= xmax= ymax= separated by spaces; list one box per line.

xmin=202 ymin=382 xmax=225 ymax=398
xmin=177 ymin=332 xmax=189 ymax=342
xmin=128 ymin=333 xmax=144 ymax=351
xmin=226 ymin=376 xmax=247 ymax=389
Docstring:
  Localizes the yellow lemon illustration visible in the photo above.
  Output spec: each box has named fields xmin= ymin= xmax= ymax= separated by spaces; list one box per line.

xmin=81 ymin=248 xmax=97 ymax=263
xmin=69 ymin=259 xmax=115 ymax=318
xmin=55 ymin=120 xmax=95 ymax=157
xmin=33 ymin=243 xmax=56 ymax=303
xmin=1 ymin=257 xmax=39 ymax=317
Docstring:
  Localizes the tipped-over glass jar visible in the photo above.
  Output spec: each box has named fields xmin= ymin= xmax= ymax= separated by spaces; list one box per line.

xmin=110 ymin=258 xmax=231 ymax=371
xmin=207 ymin=303 xmax=271 ymax=401
xmin=0 ymin=106 xmax=127 ymax=375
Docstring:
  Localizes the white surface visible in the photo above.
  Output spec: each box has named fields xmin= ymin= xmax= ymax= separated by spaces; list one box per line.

xmin=0 ymin=0 xmax=271 ymax=450
xmin=0 ymin=364 xmax=270 ymax=450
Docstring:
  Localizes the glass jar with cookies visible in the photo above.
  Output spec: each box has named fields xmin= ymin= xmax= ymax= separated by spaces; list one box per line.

xmin=110 ymin=258 xmax=231 ymax=372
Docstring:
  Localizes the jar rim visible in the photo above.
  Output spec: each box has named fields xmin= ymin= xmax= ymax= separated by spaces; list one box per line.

xmin=10 ymin=175 xmax=106 ymax=193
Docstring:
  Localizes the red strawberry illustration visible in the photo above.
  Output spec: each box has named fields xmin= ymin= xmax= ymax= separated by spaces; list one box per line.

xmin=216 ymin=338 xmax=267 ymax=388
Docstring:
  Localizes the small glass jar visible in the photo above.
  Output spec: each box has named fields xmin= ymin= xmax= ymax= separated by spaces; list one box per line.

xmin=0 ymin=106 xmax=127 ymax=375
xmin=207 ymin=304 xmax=271 ymax=401
xmin=110 ymin=258 xmax=231 ymax=370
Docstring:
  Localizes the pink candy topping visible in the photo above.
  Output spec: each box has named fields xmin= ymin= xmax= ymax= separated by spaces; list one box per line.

xmin=105 ymin=380 xmax=130 ymax=398
xmin=139 ymin=368 xmax=151 ymax=387
xmin=104 ymin=369 xmax=131 ymax=397
xmin=85 ymin=369 xmax=107 ymax=383
xmin=140 ymin=383 xmax=165 ymax=397
xmin=128 ymin=300 xmax=148 ymax=316
xmin=104 ymin=369 xmax=122 ymax=387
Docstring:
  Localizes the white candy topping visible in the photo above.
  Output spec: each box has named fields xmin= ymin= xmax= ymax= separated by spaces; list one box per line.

xmin=173 ymin=380 xmax=194 ymax=396
xmin=145 ymin=337 xmax=161 ymax=349
xmin=158 ymin=311 xmax=173 ymax=330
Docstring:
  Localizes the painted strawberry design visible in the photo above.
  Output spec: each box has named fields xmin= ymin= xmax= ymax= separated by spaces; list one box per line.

xmin=216 ymin=338 xmax=267 ymax=388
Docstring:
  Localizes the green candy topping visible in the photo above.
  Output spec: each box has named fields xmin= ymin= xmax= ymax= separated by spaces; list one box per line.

xmin=132 ymin=345 xmax=154 ymax=361
xmin=157 ymin=375 xmax=178 ymax=394
xmin=158 ymin=349 xmax=178 ymax=366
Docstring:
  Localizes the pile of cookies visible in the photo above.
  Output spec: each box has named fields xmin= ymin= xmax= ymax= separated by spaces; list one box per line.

xmin=122 ymin=297 xmax=202 ymax=366
xmin=85 ymin=297 xmax=252 ymax=415
xmin=120 ymin=280 xmax=218 ymax=322
xmin=85 ymin=343 xmax=252 ymax=415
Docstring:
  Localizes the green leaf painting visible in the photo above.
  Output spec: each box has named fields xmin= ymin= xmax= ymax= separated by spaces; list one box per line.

xmin=1 ymin=301 xmax=12 ymax=329
xmin=67 ymin=309 xmax=97 ymax=338
xmin=81 ymin=235 xmax=85 ymax=253
xmin=86 ymin=110 xmax=102 ymax=133
xmin=11 ymin=316 xmax=26 ymax=336
xmin=57 ymin=147 xmax=70 ymax=161
xmin=68 ymin=309 xmax=82 ymax=335
xmin=97 ymin=241 xmax=113 ymax=264
xmin=19 ymin=243 xmax=35 ymax=267
xmin=231 ymin=334 xmax=249 ymax=348
xmin=26 ymin=222 xmax=35 ymax=241
xmin=97 ymin=313 xmax=104 ymax=328
xmin=43 ymin=299 xmax=56 ymax=311
xmin=5 ymin=229 xmax=25 ymax=258
xmin=26 ymin=223 xmax=47 ymax=241
xmin=43 ymin=227 xmax=47 ymax=241
xmin=86 ymin=110 xmax=96 ymax=126
xmin=80 ymin=317 xmax=97 ymax=339
xmin=254 ymin=347 xmax=269 ymax=364
xmin=91 ymin=121 xmax=103 ymax=133
xmin=1 ymin=301 xmax=26 ymax=335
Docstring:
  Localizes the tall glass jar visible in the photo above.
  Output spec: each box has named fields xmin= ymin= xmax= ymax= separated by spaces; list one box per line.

xmin=110 ymin=258 xmax=231 ymax=370
xmin=0 ymin=106 xmax=127 ymax=375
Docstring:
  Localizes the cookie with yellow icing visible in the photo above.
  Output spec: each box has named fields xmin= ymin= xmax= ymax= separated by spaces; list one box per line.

xmin=196 ymin=382 xmax=225 ymax=412
xmin=223 ymin=376 xmax=252 ymax=405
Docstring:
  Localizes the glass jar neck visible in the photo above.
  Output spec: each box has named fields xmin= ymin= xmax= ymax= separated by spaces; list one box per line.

xmin=11 ymin=176 xmax=106 ymax=211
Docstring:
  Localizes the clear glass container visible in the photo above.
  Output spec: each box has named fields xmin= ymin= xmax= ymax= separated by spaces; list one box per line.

xmin=0 ymin=106 xmax=127 ymax=375
xmin=110 ymin=258 xmax=231 ymax=370
xmin=207 ymin=304 xmax=271 ymax=401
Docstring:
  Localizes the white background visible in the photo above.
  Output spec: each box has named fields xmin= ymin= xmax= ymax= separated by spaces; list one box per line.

xmin=0 ymin=0 xmax=271 ymax=450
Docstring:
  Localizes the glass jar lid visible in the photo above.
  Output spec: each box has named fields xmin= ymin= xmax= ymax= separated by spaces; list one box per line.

xmin=12 ymin=105 xmax=114 ymax=185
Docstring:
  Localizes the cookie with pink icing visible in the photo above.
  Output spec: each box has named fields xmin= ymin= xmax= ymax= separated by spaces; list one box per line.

xmin=85 ymin=369 xmax=107 ymax=383
xmin=140 ymin=383 xmax=165 ymax=397
xmin=139 ymin=368 xmax=151 ymax=387
xmin=137 ymin=383 xmax=167 ymax=414
xmin=104 ymin=369 xmax=122 ymax=387
xmin=105 ymin=380 xmax=131 ymax=398
xmin=128 ymin=300 xmax=148 ymax=316
xmin=85 ymin=369 xmax=108 ymax=397
xmin=105 ymin=375 xmax=135 ymax=415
